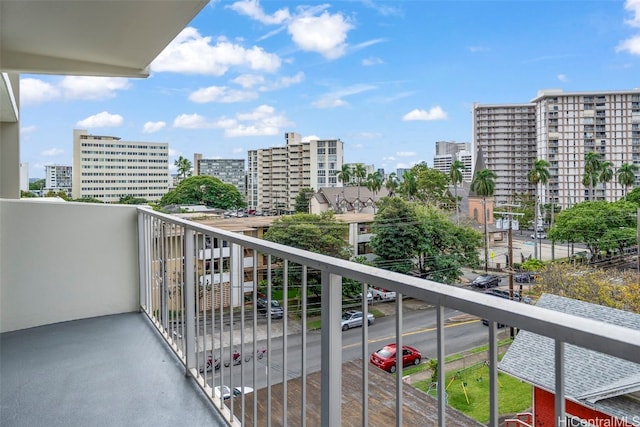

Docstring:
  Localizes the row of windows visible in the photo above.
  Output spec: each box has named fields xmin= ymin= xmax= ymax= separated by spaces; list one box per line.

xmin=80 ymin=157 xmax=167 ymax=163
xmin=81 ymin=186 xmax=168 ymax=191
xmin=80 ymin=143 xmax=165 ymax=150
xmin=80 ymin=150 xmax=166 ymax=156
xmin=81 ymin=172 xmax=168 ymax=177
xmin=81 ymin=165 xmax=167 ymax=170
xmin=81 ymin=180 xmax=169 ymax=184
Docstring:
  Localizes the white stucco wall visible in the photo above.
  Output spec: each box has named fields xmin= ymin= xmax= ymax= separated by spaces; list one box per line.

xmin=0 ymin=199 xmax=140 ymax=332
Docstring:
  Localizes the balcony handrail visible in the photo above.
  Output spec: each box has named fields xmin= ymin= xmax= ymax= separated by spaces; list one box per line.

xmin=139 ymin=207 xmax=640 ymax=366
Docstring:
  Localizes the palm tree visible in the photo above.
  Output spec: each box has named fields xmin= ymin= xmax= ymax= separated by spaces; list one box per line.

xmin=336 ymin=164 xmax=352 ymax=213
xmin=583 ymin=151 xmax=602 ymax=201
xmin=353 ymin=164 xmax=367 ymax=211
xmin=617 ymin=163 xmax=638 ymax=200
xmin=399 ymin=170 xmax=417 ymax=201
xmin=449 ymin=160 xmax=465 ymax=225
xmin=599 ymin=161 xmax=614 ymax=201
xmin=385 ymin=172 xmax=398 ymax=197
xmin=366 ymin=171 xmax=383 ymax=212
xmin=470 ymin=168 xmax=497 ymax=272
xmin=527 ymin=159 xmax=550 ymax=260
xmin=174 ymin=156 xmax=192 ymax=180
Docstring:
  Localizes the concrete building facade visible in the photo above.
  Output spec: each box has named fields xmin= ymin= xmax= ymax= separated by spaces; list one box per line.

xmin=473 ymin=89 xmax=640 ymax=210
xmin=432 ymin=141 xmax=473 ymax=182
xmin=247 ymin=132 xmax=344 ymax=214
xmin=194 ymin=154 xmax=246 ymax=196
xmin=45 ymin=164 xmax=72 ymax=196
xmin=72 ymin=129 xmax=170 ymax=202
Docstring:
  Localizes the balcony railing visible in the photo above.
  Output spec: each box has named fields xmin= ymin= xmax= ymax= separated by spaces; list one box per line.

xmin=137 ymin=207 xmax=640 ymax=427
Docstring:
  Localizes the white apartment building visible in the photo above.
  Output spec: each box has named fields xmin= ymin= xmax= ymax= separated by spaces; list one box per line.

xmin=472 ymin=103 xmax=539 ymax=205
xmin=72 ymin=129 xmax=170 ymax=202
xmin=473 ymin=89 xmax=640 ymax=210
xmin=343 ymin=163 xmax=376 ymax=184
xmin=432 ymin=141 xmax=473 ymax=182
xmin=193 ymin=154 xmax=246 ymax=196
xmin=247 ymin=132 xmax=344 ymax=214
xmin=45 ymin=164 xmax=72 ymax=196
xmin=533 ymin=89 xmax=640 ymax=209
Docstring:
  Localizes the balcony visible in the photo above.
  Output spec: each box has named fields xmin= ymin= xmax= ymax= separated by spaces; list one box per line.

xmin=2 ymin=200 xmax=640 ymax=427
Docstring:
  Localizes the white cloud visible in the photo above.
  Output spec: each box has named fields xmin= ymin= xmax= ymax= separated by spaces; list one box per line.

xmin=232 ymin=74 xmax=265 ymax=88
xmin=152 ymin=28 xmax=281 ymax=75
xmin=402 ymin=106 xmax=448 ymax=121
xmin=616 ymin=34 xmax=640 ymax=55
xmin=232 ymin=147 xmax=244 ymax=154
xmin=172 ymin=105 xmax=292 ymax=137
xmin=360 ymin=0 xmax=402 ymax=16
xmin=76 ymin=111 xmax=123 ymax=128
xmin=227 ymin=0 xmax=291 ymax=24
xmin=21 ymin=125 xmax=37 ymax=134
xmin=397 ymin=151 xmax=417 ymax=157
xmin=168 ymin=148 xmax=180 ymax=156
xmin=312 ymin=84 xmax=377 ymax=108
xmin=60 ymin=76 xmax=130 ymax=100
xmin=41 ymin=148 xmax=64 ymax=157
xmin=468 ymin=46 xmax=490 ymax=53
xmin=143 ymin=121 xmax=166 ymax=133
xmin=557 ymin=74 xmax=568 ymax=82
xmin=362 ymin=57 xmax=384 ymax=66
xmin=624 ymin=0 xmax=640 ymax=27
xmin=352 ymin=132 xmax=382 ymax=139
xmin=20 ymin=78 xmax=60 ymax=105
xmin=288 ymin=11 xmax=353 ymax=59
xmin=302 ymin=135 xmax=320 ymax=142
xmin=189 ymin=86 xmax=258 ymax=103
xmin=259 ymin=72 xmax=305 ymax=91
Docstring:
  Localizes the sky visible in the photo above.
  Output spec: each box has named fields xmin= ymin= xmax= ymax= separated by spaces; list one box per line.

xmin=19 ymin=0 xmax=640 ymax=179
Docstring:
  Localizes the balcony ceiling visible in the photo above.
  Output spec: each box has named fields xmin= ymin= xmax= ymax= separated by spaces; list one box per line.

xmin=0 ymin=0 xmax=208 ymax=77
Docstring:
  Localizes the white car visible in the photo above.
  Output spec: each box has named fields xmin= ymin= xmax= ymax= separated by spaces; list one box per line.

xmin=214 ymin=385 xmax=254 ymax=400
xmin=530 ymin=232 xmax=547 ymax=239
xmin=341 ymin=310 xmax=375 ymax=331
xmin=369 ymin=287 xmax=396 ymax=301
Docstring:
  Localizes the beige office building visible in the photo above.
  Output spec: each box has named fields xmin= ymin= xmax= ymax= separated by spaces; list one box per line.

xmin=247 ymin=132 xmax=344 ymax=214
xmin=72 ymin=129 xmax=170 ymax=202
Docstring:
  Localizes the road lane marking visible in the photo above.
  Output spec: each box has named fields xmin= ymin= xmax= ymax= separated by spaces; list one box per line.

xmin=342 ymin=319 xmax=481 ymax=349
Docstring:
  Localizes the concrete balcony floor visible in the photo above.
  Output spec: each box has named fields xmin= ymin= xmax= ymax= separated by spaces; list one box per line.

xmin=1 ymin=313 xmax=226 ymax=427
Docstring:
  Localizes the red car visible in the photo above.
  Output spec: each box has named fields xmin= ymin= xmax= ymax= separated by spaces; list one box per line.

xmin=370 ymin=344 xmax=422 ymax=373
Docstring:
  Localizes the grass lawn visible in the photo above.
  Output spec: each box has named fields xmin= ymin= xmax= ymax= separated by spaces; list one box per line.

xmin=414 ymin=362 xmax=532 ymax=423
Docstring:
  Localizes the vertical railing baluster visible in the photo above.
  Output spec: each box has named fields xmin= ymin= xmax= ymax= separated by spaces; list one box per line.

xmin=436 ymin=305 xmax=445 ymax=427
xmin=320 ymin=271 xmax=342 ymax=427
xmin=395 ymin=293 xmax=403 ymax=427
xmin=488 ymin=320 xmax=499 ymax=427
xmin=252 ymin=251 xmax=259 ymax=425
xmin=555 ymin=340 xmax=565 ymax=427
xmin=185 ymin=228 xmax=195 ymax=374
xmin=282 ymin=259 xmax=288 ymax=427
xmin=362 ymin=283 xmax=369 ymax=427
xmin=301 ymin=265 xmax=308 ymax=427
xmin=267 ymin=255 xmax=273 ymax=427
xmin=137 ymin=211 xmax=147 ymax=312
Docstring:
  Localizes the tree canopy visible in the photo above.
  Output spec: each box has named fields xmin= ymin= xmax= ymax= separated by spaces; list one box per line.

xmin=294 ymin=188 xmax=314 ymax=213
xmin=158 ymin=175 xmax=245 ymax=209
xmin=370 ymin=197 xmax=481 ymax=283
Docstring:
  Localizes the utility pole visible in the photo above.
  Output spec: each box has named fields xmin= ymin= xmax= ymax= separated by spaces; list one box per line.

xmin=495 ymin=205 xmax=523 ymax=339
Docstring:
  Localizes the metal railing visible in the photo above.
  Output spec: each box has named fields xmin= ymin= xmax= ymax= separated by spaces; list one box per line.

xmin=137 ymin=207 xmax=640 ymax=427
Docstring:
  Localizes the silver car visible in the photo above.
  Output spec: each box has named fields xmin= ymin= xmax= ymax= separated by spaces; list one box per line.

xmin=341 ymin=310 xmax=375 ymax=331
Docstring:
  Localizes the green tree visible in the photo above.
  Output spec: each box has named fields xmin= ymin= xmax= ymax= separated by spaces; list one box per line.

xmin=159 ymin=176 xmax=245 ymax=210
xmin=399 ymin=170 xmax=418 ymax=201
xmin=353 ymin=163 xmax=367 ymax=211
xmin=174 ymin=156 xmax=192 ymax=180
xmin=449 ymin=160 xmax=465 ymax=225
xmin=370 ymin=197 xmax=419 ymax=274
xmin=470 ymin=168 xmax=497 ymax=271
xmin=583 ymin=151 xmax=602 ymax=201
xmin=549 ymin=200 xmax=637 ymax=259
xmin=617 ymin=163 xmax=638 ymax=200
xmin=366 ymin=171 xmax=383 ymax=212
xmin=73 ymin=197 xmax=104 ymax=203
xmin=336 ymin=164 xmax=352 ymax=212
xmin=385 ymin=172 xmax=399 ymax=197
xmin=119 ymin=195 xmax=148 ymax=205
xmin=411 ymin=162 xmax=453 ymax=208
xmin=528 ymin=159 xmax=550 ymax=259
xmin=263 ymin=211 xmax=351 ymax=296
xmin=413 ymin=204 xmax=481 ymax=283
xmin=294 ymin=188 xmax=314 ymax=213
xmin=29 ymin=179 xmax=45 ymax=191
xmin=599 ymin=161 xmax=614 ymax=199
xmin=20 ymin=190 xmax=36 ymax=198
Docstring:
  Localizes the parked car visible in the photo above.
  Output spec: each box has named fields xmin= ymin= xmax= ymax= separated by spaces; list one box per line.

xmin=256 ymin=298 xmax=284 ymax=319
xmin=370 ymin=344 xmax=422 ymax=373
xmin=369 ymin=287 xmax=396 ymax=301
xmin=214 ymin=385 xmax=254 ymax=400
xmin=514 ymin=272 xmax=536 ymax=283
xmin=471 ymin=274 xmax=501 ymax=288
xmin=341 ymin=310 xmax=375 ymax=331
xmin=530 ymin=232 xmax=547 ymax=239
xmin=357 ymin=291 xmax=373 ymax=303
xmin=484 ymin=288 xmax=532 ymax=304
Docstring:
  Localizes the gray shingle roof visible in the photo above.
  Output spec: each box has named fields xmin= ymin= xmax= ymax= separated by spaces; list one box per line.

xmin=498 ymin=294 xmax=640 ymax=426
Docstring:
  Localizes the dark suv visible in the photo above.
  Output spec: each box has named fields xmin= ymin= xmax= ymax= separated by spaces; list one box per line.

xmin=471 ymin=274 xmax=501 ymax=288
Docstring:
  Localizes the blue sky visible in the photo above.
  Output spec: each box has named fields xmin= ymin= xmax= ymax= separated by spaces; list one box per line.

xmin=20 ymin=0 xmax=640 ymax=178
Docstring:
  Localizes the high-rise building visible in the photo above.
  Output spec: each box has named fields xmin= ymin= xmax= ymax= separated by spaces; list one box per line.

xmin=472 ymin=103 xmax=538 ymax=205
xmin=194 ymin=155 xmax=246 ymax=196
xmin=432 ymin=141 xmax=473 ymax=182
xmin=473 ymin=89 xmax=640 ymax=209
xmin=45 ymin=164 xmax=72 ymax=196
xmin=72 ymin=129 xmax=170 ymax=202
xmin=247 ymin=132 xmax=344 ymax=214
